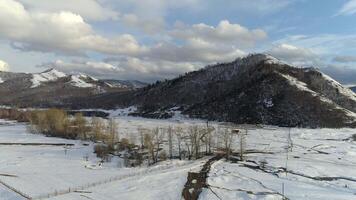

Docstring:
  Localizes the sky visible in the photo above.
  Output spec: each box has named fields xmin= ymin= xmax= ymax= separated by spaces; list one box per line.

xmin=0 ymin=0 xmax=356 ymax=84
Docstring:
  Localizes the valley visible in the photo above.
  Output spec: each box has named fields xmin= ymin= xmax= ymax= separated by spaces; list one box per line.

xmin=0 ymin=117 xmax=355 ymax=200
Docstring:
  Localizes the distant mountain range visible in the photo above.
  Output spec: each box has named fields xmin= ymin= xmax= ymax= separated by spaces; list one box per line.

xmin=0 ymin=54 xmax=355 ymax=128
xmin=0 ymin=68 xmax=146 ymax=107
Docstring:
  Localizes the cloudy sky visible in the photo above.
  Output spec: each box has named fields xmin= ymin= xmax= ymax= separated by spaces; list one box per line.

xmin=0 ymin=0 xmax=356 ymax=84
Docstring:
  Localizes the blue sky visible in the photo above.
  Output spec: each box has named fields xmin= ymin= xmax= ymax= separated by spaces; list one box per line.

xmin=0 ymin=0 xmax=356 ymax=84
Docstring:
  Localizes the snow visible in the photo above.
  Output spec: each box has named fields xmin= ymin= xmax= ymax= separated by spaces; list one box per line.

xmin=0 ymin=117 xmax=356 ymax=200
xmin=200 ymin=127 xmax=356 ymax=200
xmin=279 ymin=73 xmax=315 ymax=93
xmin=322 ymin=73 xmax=356 ymax=102
xmin=0 ymin=78 xmax=4 ymax=84
xmin=278 ymin=72 xmax=356 ymax=121
xmin=31 ymin=69 xmax=66 ymax=88
xmin=69 ymin=75 xmax=95 ymax=88
xmin=264 ymin=55 xmax=287 ymax=65
xmin=263 ymin=98 xmax=274 ymax=108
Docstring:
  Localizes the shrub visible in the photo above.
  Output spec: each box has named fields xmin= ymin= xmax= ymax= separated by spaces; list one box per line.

xmin=352 ymin=134 xmax=356 ymax=141
xmin=94 ymin=144 xmax=110 ymax=161
xmin=159 ymin=150 xmax=167 ymax=161
xmin=119 ymin=138 xmax=130 ymax=150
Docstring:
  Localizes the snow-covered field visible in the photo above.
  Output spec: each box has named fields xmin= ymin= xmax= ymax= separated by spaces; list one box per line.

xmin=0 ymin=117 xmax=355 ymax=200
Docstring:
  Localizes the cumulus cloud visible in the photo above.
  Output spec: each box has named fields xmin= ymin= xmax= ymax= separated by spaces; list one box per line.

xmin=266 ymin=43 xmax=318 ymax=65
xmin=1 ymin=0 xmax=272 ymax=81
xmin=0 ymin=60 xmax=10 ymax=71
xmin=142 ymin=41 xmax=246 ymax=63
xmin=171 ymin=20 xmax=267 ymax=49
xmin=0 ymin=0 xmax=145 ymax=56
xmin=17 ymin=0 xmax=119 ymax=21
xmin=337 ymin=0 xmax=356 ymax=16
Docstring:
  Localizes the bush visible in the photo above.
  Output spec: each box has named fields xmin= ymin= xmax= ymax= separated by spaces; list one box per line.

xmin=352 ymin=134 xmax=356 ymax=141
xmin=119 ymin=138 xmax=130 ymax=150
xmin=159 ymin=150 xmax=167 ymax=161
xmin=94 ymin=144 xmax=111 ymax=161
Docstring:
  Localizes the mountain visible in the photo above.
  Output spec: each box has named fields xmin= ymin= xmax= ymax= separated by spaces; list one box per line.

xmin=102 ymin=79 xmax=148 ymax=89
xmin=1 ymin=55 xmax=355 ymax=128
xmin=77 ymin=54 xmax=356 ymax=128
xmin=349 ymin=86 xmax=356 ymax=93
xmin=0 ymin=69 xmax=132 ymax=107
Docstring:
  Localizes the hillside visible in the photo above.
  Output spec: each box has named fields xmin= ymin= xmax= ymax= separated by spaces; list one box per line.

xmin=78 ymin=54 xmax=356 ymax=128
xmin=1 ymin=54 xmax=355 ymax=128
xmin=0 ymin=69 xmax=134 ymax=107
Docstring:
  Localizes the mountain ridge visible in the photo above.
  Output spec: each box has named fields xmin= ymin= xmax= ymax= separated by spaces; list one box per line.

xmin=0 ymin=54 xmax=355 ymax=128
xmin=74 ymin=54 xmax=356 ymax=128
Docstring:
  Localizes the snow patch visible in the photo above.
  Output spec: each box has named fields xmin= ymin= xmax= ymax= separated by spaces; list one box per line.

xmin=263 ymin=98 xmax=274 ymax=108
xmin=322 ymin=74 xmax=356 ymax=102
xmin=264 ymin=55 xmax=287 ymax=65
xmin=279 ymin=72 xmax=356 ymax=121
xmin=69 ymin=75 xmax=95 ymax=88
xmin=31 ymin=69 xmax=66 ymax=88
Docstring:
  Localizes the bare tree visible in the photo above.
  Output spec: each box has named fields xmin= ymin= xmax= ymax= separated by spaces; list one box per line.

xmin=138 ymin=127 xmax=150 ymax=149
xmin=188 ymin=125 xmax=204 ymax=159
xmin=202 ymin=126 xmax=215 ymax=155
xmin=220 ymin=127 xmax=240 ymax=160
xmin=153 ymin=127 xmax=164 ymax=163
xmin=144 ymin=127 xmax=164 ymax=164
xmin=107 ymin=118 xmax=118 ymax=150
xmin=144 ymin=133 xmax=155 ymax=164
xmin=167 ymin=126 xmax=173 ymax=159
xmin=91 ymin=117 xmax=106 ymax=142
xmin=239 ymin=129 xmax=246 ymax=161
xmin=73 ymin=113 xmax=87 ymax=140
xmin=174 ymin=126 xmax=184 ymax=160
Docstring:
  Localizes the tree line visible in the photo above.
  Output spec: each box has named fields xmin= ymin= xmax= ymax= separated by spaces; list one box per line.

xmin=0 ymin=108 xmax=246 ymax=166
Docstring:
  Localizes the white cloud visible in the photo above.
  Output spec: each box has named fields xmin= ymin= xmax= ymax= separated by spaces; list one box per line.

xmin=143 ymin=41 xmax=246 ymax=63
xmin=0 ymin=60 xmax=10 ymax=71
xmin=0 ymin=0 xmax=273 ymax=81
xmin=0 ymin=0 xmax=145 ymax=56
xmin=39 ymin=58 xmax=201 ymax=81
xmin=17 ymin=0 xmax=119 ymax=21
xmin=267 ymin=43 xmax=318 ymax=65
xmin=171 ymin=20 xmax=267 ymax=49
xmin=337 ymin=0 xmax=356 ymax=16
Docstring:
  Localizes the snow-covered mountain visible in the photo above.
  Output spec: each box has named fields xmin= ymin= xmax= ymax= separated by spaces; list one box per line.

xmin=1 ymin=55 xmax=355 ymax=127
xmin=0 ymin=69 xmax=138 ymax=107
xmin=80 ymin=54 xmax=356 ymax=128
xmin=349 ymin=86 xmax=356 ymax=93
xmin=31 ymin=68 xmax=67 ymax=88
xmin=102 ymin=79 xmax=148 ymax=89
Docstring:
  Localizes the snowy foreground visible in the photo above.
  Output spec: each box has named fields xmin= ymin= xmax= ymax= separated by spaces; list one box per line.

xmin=0 ymin=117 xmax=355 ymax=200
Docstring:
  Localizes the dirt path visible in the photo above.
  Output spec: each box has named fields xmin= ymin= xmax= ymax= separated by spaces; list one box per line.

xmin=182 ymin=155 xmax=223 ymax=200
